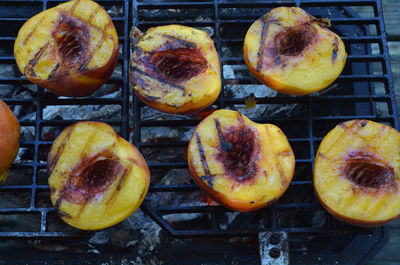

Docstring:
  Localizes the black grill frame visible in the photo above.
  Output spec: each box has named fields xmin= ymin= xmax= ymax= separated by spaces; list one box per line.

xmin=0 ymin=0 xmax=397 ymax=263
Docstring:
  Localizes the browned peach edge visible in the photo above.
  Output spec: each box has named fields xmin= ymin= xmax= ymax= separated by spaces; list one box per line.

xmin=132 ymin=85 xmax=219 ymax=115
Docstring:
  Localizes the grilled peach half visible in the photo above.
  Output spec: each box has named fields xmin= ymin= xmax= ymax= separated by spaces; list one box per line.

xmin=314 ymin=120 xmax=400 ymax=227
xmin=129 ymin=25 xmax=221 ymax=114
xmin=0 ymin=100 xmax=20 ymax=182
xmin=48 ymin=122 xmax=150 ymax=230
xmin=188 ymin=109 xmax=295 ymax=212
xmin=243 ymin=7 xmax=347 ymax=95
xmin=14 ymin=0 xmax=119 ymax=97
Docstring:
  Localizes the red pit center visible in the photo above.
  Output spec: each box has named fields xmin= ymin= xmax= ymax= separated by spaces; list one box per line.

xmin=53 ymin=13 xmax=90 ymax=68
xmin=344 ymin=152 xmax=396 ymax=190
xmin=63 ymin=155 xmax=124 ymax=205
xmin=150 ymin=48 xmax=207 ymax=83
xmin=274 ymin=25 xmax=316 ymax=56
xmin=217 ymin=126 xmax=257 ymax=182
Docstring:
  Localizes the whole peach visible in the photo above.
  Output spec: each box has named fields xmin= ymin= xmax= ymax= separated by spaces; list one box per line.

xmin=0 ymin=100 xmax=20 ymax=181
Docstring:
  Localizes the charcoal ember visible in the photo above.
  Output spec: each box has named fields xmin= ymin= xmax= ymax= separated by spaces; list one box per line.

xmin=147 ymin=169 xmax=202 ymax=206
xmin=313 ymin=83 xmax=339 ymax=96
xmin=259 ymin=104 xmax=299 ymax=119
xmin=223 ymin=65 xmax=255 ymax=80
xmin=90 ymin=82 xmax=122 ymax=98
xmin=140 ymin=106 xmax=190 ymax=121
xmin=107 ymin=5 xmax=124 ymax=17
xmin=0 ymin=85 xmax=14 ymax=98
xmin=219 ymin=212 xmax=240 ymax=230
xmin=41 ymin=93 xmax=121 ymax=121
xmin=110 ymin=230 xmax=134 ymax=248
xmin=223 ymin=65 xmax=300 ymax=119
xmin=182 ymin=127 xmax=195 ymax=142
xmin=20 ymin=128 xmax=34 ymax=142
xmin=222 ymin=46 xmax=235 ymax=59
xmin=226 ymin=89 xmax=298 ymax=121
xmin=115 ymin=210 xmax=162 ymax=253
xmin=89 ymin=231 xmax=110 ymax=245
xmin=147 ymin=169 xmax=209 ymax=228
xmin=138 ymin=224 xmax=161 ymax=253
xmin=142 ymin=145 xmax=185 ymax=164
xmin=0 ymin=65 xmax=15 ymax=78
xmin=34 ymin=243 xmax=69 ymax=252
xmin=277 ymin=209 xmax=326 ymax=228
xmin=82 ymin=104 xmax=122 ymax=120
xmin=15 ymin=147 xmax=32 ymax=163
xmin=3 ymin=168 xmax=32 ymax=185
xmin=141 ymin=128 xmax=180 ymax=143
xmin=160 ymin=169 xmax=192 ymax=186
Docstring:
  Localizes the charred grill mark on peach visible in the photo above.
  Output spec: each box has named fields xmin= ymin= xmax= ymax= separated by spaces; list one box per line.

xmin=78 ymin=58 xmax=91 ymax=72
xmin=214 ymin=119 xmax=233 ymax=152
xmin=24 ymin=42 xmax=49 ymax=76
xmin=87 ymin=5 xmax=101 ymax=23
xmin=318 ymin=152 xmax=328 ymax=160
xmin=54 ymin=197 xmax=72 ymax=219
xmin=257 ymin=17 xmax=278 ymax=71
xmin=102 ymin=166 xmax=130 ymax=207
xmin=279 ymin=149 xmax=293 ymax=157
xmin=143 ymin=94 xmax=161 ymax=103
xmin=332 ymin=36 xmax=339 ymax=63
xmin=58 ymin=210 xmax=72 ymax=219
xmin=129 ymin=65 xmax=185 ymax=91
xmin=237 ymin=113 xmax=245 ymax=126
xmin=23 ymin=17 xmax=45 ymax=45
xmin=195 ymin=133 xmax=212 ymax=178
xmin=200 ymin=175 xmax=214 ymax=188
xmin=132 ymin=45 xmax=144 ymax=57
xmin=79 ymin=130 xmax=98 ymax=161
xmin=78 ymin=30 xmax=105 ymax=72
xmin=277 ymin=162 xmax=287 ymax=187
xmin=68 ymin=0 xmax=81 ymax=14
xmin=47 ymin=63 xmax=60 ymax=80
xmin=161 ymin=34 xmax=198 ymax=49
xmin=116 ymin=166 xmax=129 ymax=191
xmin=48 ymin=126 xmax=73 ymax=173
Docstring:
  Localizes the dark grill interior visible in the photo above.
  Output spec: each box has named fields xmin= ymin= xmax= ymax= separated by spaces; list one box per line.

xmin=0 ymin=0 xmax=397 ymax=264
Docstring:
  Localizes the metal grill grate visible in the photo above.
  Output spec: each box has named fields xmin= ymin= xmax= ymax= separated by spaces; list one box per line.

xmin=0 ymin=0 xmax=396 ymax=263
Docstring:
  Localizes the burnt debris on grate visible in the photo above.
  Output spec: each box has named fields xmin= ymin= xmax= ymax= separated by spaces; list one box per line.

xmin=0 ymin=0 xmax=396 ymax=264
